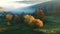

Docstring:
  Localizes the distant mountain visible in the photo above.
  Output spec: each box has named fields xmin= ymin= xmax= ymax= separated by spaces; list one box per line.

xmin=39 ymin=1 xmax=60 ymax=15
xmin=10 ymin=1 xmax=60 ymax=15
xmin=10 ymin=4 xmax=41 ymax=14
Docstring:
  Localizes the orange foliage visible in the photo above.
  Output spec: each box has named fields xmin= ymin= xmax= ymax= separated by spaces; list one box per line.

xmin=23 ymin=14 xmax=35 ymax=24
xmin=32 ymin=19 xmax=43 ymax=28
xmin=6 ymin=14 xmax=13 ymax=21
xmin=36 ymin=9 xmax=44 ymax=16
xmin=23 ymin=14 xmax=43 ymax=28
xmin=0 ymin=28 xmax=6 ymax=32
xmin=36 ymin=9 xmax=46 ymax=20
xmin=6 ymin=14 xmax=13 ymax=25
xmin=35 ymin=9 xmax=47 ymax=22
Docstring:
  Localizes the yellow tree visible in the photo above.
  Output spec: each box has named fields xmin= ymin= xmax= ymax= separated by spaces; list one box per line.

xmin=35 ymin=9 xmax=47 ymax=21
xmin=23 ymin=14 xmax=43 ymax=28
xmin=6 ymin=14 xmax=13 ymax=25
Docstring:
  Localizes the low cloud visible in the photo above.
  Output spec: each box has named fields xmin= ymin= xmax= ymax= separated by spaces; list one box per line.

xmin=15 ymin=0 xmax=51 ymax=4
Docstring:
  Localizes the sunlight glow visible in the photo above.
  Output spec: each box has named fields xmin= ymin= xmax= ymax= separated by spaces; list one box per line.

xmin=0 ymin=0 xmax=51 ymax=9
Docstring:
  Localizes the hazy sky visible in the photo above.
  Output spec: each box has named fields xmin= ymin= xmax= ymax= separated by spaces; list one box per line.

xmin=0 ymin=0 xmax=51 ymax=9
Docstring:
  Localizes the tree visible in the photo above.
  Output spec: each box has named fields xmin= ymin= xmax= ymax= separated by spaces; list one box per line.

xmin=35 ymin=8 xmax=47 ymax=22
xmin=23 ymin=14 xmax=43 ymax=28
xmin=6 ymin=14 xmax=13 ymax=25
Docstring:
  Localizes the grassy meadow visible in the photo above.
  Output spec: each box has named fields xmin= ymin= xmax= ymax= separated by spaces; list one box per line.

xmin=0 ymin=15 xmax=60 ymax=34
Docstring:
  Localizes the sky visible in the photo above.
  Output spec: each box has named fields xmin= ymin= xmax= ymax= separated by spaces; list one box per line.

xmin=0 ymin=0 xmax=51 ymax=10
